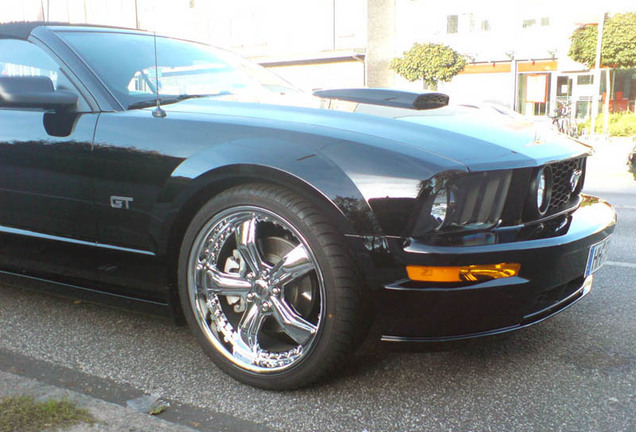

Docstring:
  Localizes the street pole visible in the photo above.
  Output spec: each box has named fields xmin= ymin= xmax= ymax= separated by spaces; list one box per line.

xmin=332 ymin=0 xmax=336 ymax=51
xmin=135 ymin=0 xmax=140 ymax=30
xmin=512 ymin=57 xmax=517 ymax=112
xmin=590 ymin=12 xmax=605 ymax=139
xmin=508 ymin=53 xmax=517 ymax=111
xmin=603 ymin=67 xmax=610 ymax=135
xmin=366 ymin=0 xmax=396 ymax=88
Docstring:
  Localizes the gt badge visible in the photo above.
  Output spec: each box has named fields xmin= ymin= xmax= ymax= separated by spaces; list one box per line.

xmin=110 ymin=196 xmax=134 ymax=209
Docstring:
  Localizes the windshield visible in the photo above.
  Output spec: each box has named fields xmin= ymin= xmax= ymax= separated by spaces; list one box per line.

xmin=57 ymin=30 xmax=300 ymax=109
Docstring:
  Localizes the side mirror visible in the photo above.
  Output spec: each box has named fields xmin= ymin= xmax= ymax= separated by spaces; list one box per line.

xmin=0 ymin=76 xmax=78 ymax=110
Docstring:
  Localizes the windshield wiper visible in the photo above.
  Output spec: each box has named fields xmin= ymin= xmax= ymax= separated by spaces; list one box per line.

xmin=127 ymin=92 xmax=231 ymax=110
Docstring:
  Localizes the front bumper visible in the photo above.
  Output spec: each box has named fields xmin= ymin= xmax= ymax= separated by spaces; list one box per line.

xmin=376 ymin=195 xmax=616 ymax=341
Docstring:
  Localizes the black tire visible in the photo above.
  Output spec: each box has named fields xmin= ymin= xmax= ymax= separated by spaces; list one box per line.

xmin=178 ymin=183 xmax=368 ymax=389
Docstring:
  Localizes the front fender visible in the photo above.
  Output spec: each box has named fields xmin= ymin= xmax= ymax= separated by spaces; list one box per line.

xmin=150 ymin=137 xmax=384 ymax=253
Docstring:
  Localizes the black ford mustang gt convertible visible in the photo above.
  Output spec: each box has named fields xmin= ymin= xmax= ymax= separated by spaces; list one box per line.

xmin=0 ymin=23 xmax=615 ymax=389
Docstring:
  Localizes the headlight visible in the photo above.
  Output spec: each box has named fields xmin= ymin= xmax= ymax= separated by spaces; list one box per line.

xmin=430 ymin=188 xmax=453 ymax=229
xmin=411 ymin=171 xmax=511 ymax=237
xmin=535 ymin=166 xmax=552 ymax=216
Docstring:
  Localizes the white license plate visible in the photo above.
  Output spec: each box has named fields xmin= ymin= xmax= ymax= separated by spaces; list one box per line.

xmin=585 ymin=237 xmax=611 ymax=277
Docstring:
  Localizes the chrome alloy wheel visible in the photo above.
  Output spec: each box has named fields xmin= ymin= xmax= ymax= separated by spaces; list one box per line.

xmin=187 ymin=206 xmax=325 ymax=373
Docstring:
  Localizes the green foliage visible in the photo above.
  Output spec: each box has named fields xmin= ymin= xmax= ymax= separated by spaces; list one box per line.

xmin=580 ymin=111 xmax=636 ymax=136
xmin=568 ymin=12 xmax=636 ymax=69
xmin=391 ymin=43 xmax=467 ymax=89
xmin=568 ymin=25 xmax=597 ymax=68
xmin=0 ymin=395 xmax=94 ymax=432
xmin=603 ymin=12 xmax=636 ymax=68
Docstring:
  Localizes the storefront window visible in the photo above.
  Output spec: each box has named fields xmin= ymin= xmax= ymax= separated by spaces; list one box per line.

xmin=447 ymin=15 xmax=458 ymax=34
xmin=556 ymin=76 xmax=572 ymax=98
xmin=612 ymin=68 xmax=636 ymax=112
xmin=517 ymin=73 xmax=550 ymax=116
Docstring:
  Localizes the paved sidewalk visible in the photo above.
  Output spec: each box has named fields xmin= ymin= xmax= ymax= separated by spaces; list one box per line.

xmin=584 ymin=136 xmax=634 ymax=192
xmin=0 ymin=371 xmax=197 ymax=432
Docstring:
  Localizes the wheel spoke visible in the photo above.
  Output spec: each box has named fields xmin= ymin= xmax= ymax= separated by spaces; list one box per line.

xmin=235 ymin=217 xmax=265 ymax=274
xmin=233 ymin=303 xmax=268 ymax=361
xmin=270 ymin=243 xmax=315 ymax=287
xmin=270 ymin=296 xmax=317 ymax=345
xmin=205 ymin=264 xmax=252 ymax=296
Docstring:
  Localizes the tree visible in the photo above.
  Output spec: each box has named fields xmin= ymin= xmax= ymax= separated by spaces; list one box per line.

xmin=568 ymin=12 xmax=636 ymax=69
xmin=391 ymin=43 xmax=467 ymax=90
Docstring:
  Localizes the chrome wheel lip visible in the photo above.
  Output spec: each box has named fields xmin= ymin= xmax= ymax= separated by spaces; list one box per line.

xmin=187 ymin=205 xmax=325 ymax=374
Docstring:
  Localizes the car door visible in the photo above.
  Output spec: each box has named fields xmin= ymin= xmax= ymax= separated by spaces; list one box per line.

xmin=0 ymin=38 xmax=99 ymax=283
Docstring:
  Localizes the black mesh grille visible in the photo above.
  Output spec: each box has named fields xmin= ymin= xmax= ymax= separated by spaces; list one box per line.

xmin=547 ymin=157 xmax=585 ymax=213
xmin=522 ymin=278 xmax=584 ymax=324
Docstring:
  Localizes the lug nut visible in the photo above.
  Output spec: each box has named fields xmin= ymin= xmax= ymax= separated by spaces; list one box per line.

xmin=272 ymin=287 xmax=281 ymax=296
xmin=246 ymin=293 xmax=254 ymax=302
xmin=261 ymin=302 xmax=271 ymax=312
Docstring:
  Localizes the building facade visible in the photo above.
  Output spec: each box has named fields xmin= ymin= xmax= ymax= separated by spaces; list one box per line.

xmin=3 ymin=0 xmax=634 ymax=117
xmin=393 ymin=0 xmax=635 ymax=118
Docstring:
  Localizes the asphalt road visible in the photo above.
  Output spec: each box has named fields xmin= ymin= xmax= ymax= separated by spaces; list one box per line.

xmin=0 ymin=139 xmax=634 ymax=432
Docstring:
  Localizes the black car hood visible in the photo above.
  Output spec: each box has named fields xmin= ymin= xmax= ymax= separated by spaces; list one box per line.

xmin=161 ymin=93 xmax=589 ymax=172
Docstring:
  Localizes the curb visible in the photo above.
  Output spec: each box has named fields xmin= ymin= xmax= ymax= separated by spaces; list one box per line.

xmin=0 ymin=371 xmax=198 ymax=432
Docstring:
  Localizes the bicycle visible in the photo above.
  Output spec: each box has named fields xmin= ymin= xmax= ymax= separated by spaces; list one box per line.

xmin=550 ymin=101 xmax=578 ymax=137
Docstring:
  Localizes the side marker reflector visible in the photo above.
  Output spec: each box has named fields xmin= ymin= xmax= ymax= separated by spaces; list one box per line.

xmin=406 ymin=263 xmax=520 ymax=283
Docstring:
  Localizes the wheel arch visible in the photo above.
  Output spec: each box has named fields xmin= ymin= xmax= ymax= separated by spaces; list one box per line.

xmin=161 ymin=164 xmax=383 ymax=322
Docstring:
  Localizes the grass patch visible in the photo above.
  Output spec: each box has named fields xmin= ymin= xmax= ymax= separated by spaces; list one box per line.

xmin=0 ymin=395 xmax=94 ymax=432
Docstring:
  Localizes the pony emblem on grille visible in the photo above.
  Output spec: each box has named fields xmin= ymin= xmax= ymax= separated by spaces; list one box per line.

xmin=570 ymin=169 xmax=582 ymax=192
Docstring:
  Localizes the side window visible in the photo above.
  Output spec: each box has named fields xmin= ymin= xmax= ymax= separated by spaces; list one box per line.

xmin=0 ymin=39 xmax=89 ymax=111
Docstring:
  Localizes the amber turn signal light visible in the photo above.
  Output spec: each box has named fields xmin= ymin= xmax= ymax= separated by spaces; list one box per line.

xmin=406 ymin=263 xmax=521 ymax=283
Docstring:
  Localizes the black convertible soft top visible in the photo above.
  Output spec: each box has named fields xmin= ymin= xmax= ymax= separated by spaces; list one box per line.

xmin=0 ymin=22 xmax=140 ymax=40
xmin=0 ymin=21 xmax=57 ymax=39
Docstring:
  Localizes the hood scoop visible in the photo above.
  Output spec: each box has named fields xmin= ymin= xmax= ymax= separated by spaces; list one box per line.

xmin=313 ymin=88 xmax=449 ymax=110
